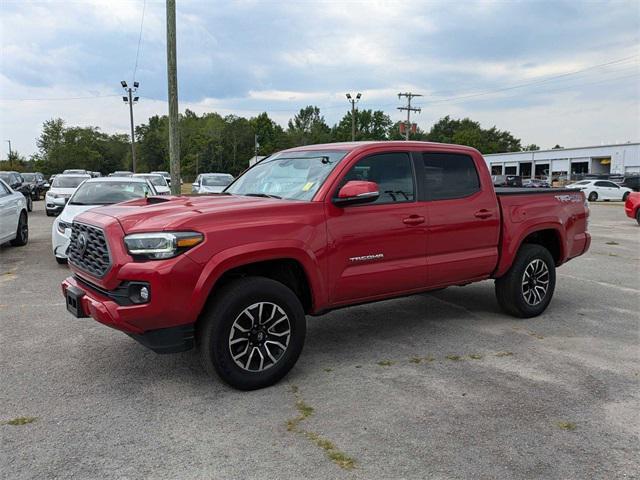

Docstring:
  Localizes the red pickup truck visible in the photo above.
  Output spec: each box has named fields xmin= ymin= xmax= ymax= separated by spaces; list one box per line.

xmin=61 ymin=141 xmax=590 ymax=389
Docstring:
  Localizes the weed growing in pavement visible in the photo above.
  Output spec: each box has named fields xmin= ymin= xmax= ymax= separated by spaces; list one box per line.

xmin=469 ymin=354 xmax=483 ymax=360
xmin=495 ymin=351 xmax=514 ymax=357
xmin=285 ymin=385 xmax=356 ymax=470
xmin=2 ymin=416 xmax=37 ymax=426
xmin=446 ymin=355 xmax=462 ymax=361
xmin=605 ymin=241 xmax=619 ymax=245
xmin=377 ymin=360 xmax=394 ymax=366
xmin=557 ymin=421 xmax=577 ymax=431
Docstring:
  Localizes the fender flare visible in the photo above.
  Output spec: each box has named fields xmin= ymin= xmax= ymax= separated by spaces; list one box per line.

xmin=494 ymin=222 xmax=566 ymax=278
xmin=186 ymin=240 xmax=326 ymax=322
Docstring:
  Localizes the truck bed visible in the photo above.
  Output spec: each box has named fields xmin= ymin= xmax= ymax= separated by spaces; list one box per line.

xmin=494 ymin=187 xmax=575 ymax=195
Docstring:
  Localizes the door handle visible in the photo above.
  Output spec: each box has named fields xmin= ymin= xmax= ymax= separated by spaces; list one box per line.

xmin=403 ymin=215 xmax=425 ymax=225
xmin=474 ymin=209 xmax=493 ymax=219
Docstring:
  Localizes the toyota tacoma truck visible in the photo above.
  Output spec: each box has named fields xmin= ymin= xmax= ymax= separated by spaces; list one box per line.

xmin=61 ymin=141 xmax=590 ymax=390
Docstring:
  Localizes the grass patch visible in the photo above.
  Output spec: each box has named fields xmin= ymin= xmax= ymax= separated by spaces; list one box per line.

xmin=495 ymin=351 xmax=514 ymax=357
xmin=285 ymin=385 xmax=356 ymax=470
xmin=605 ymin=241 xmax=619 ymax=245
xmin=528 ymin=331 xmax=544 ymax=340
xmin=377 ymin=360 xmax=394 ymax=367
xmin=608 ymin=253 xmax=618 ymax=257
xmin=469 ymin=354 xmax=483 ymax=360
xmin=323 ymin=368 xmax=333 ymax=372
xmin=409 ymin=356 xmax=422 ymax=364
xmin=557 ymin=421 xmax=577 ymax=431
xmin=2 ymin=416 xmax=37 ymax=426
xmin=446 ymin=355 xmax=462 ymax=361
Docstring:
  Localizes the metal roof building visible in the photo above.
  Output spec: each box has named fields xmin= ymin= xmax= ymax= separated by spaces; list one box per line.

xmin=483 ymin=142 xmax=640 ymax=180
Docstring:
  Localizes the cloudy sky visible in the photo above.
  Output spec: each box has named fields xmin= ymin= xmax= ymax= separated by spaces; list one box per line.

xmin=1 ymin=0 xmax=639 ymax=157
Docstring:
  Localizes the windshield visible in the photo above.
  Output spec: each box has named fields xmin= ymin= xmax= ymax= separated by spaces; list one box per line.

xmin=226 ymin=151 xmax=347 ymax=200
xmin=69 ymin=181 xmax=154 ymax=205
xmin=52 ymin=176 xmax=89 ymax=188
xmin=202 ymin=175 xmax=233 ymax=187
xmin=136 ymin=175 xmax=167 ymax=186
xmin=22 ymin=173 xmax=36 ymax=181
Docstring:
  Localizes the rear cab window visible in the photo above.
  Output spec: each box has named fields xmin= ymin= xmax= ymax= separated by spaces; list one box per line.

xmin=422 ymin=152 xmax=480 ymax=201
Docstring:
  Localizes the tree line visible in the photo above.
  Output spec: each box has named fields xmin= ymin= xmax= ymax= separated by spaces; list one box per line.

xmin=1 ymin=107 xmax=538 ymax=180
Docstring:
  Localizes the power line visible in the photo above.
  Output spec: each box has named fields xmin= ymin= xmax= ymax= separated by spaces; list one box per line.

xmin=132 ymin=0 xmax=147 ymax=82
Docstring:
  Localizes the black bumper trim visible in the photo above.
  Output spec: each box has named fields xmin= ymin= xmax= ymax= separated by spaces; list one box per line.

xmin=127 ymin=324 xmax=195 ymax=354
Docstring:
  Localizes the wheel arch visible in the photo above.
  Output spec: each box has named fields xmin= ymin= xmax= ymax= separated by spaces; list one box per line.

xmin=188 ymin=242 xmax=325 ymax=324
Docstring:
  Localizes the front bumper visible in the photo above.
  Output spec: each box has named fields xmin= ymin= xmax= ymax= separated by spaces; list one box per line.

xmin=61 ymin=276 xmax=196 ymax=353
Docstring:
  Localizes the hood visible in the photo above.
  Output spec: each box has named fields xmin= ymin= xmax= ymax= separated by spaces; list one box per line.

xmin=48 ymin=187 xmax=77 ymax=195
xmin=82 ymin=194 xmax=291 ymax=233
xmin=199 ymin=185 xmax=226 ymax=193
xmin=60 ymin=203 xmax=98 ymax=223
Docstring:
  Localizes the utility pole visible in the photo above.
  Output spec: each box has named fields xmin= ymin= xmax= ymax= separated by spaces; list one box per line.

xmin=166 ymin=0 xmax=181 ymax=195
xmin=397 ymin=92 xmax=422 ymax=140
xmin=345 ymin=93 xmax=361 ymax=141
xmin=121 ymin=81 xmax=139 ymax=172
xmin=6 ymin=140 xmax=12 ymax=168
xmin=254 ymin=134 xmax=259 ymax=163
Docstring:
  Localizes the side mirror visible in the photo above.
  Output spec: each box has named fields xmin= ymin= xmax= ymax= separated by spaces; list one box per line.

xmin=192 ymin=182 xmax=198 ymax=188
xmin=333 ymin=181 xmax=379 ymax=207
xmin=53 ymin=197 xmax=67 ymax=206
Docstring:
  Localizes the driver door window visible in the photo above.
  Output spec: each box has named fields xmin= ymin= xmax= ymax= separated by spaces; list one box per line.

xmin=341 ymin=153 xmax=415 ymax=204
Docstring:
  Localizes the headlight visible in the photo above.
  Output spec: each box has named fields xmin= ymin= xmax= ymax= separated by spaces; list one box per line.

xmin=123 ymin=232 xmax=204 ymax=259
xmin=57 ymin=220 xmax=71 ymax=234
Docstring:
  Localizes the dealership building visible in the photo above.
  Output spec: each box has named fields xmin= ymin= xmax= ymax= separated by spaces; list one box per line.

xmin=483 ymin=142 xmax=640 ymax=180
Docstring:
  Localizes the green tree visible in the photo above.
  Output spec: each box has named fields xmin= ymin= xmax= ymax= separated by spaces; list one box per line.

xmin=287 ymin=106 xmax=331 ymax=146
xmin=332 ymin=109 xmax=393 ymax=141
xmin=426 ymin=116 xmax=522 ymax=153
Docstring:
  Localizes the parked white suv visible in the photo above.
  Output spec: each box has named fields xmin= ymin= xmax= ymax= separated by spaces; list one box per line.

xmin=52 ymin=177 xmax=157 ymax=263
xmin=45 ymin=174 xmax=91 ymax=216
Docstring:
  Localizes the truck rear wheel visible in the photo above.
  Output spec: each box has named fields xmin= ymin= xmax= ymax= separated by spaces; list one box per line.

xmin=495 ymin=244 xmax=556 ymax=318
xmin=197 ymin=276 xmax=306 ymax=390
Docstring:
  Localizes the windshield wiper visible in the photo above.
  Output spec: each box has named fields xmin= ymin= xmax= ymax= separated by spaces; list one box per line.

xmin=244 ymin=193 xmax=282 ymax=199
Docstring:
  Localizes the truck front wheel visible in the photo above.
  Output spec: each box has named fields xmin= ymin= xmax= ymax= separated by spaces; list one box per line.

xmin=197 ymin=276 xmax=306 ymax=390
xmin=495 ymin=244 xmax=556 ymax=318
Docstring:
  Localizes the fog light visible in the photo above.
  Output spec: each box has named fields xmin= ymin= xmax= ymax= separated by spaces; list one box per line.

xmin=139 ymin=286 xmax=149 ymax=302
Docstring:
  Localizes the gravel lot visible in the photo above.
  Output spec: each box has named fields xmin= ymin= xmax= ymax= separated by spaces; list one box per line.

xmin=1 ymin=200 xmax=638 ymax=479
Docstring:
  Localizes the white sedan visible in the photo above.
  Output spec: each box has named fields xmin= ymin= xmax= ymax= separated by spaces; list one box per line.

xmin=0 ymin=178 xmax=28 ymax=247
xmin=566 ymin=180 xmax=632 ymax=202
xmin=192 ymin=173 xmax=234 ymax=194
xmin=133 ymin=173 xmax=171 ymax=195
xmin=45 ymin=174 xmax=91 ymax=216
xmin=52 ymin=177 xmax=156 ymax=264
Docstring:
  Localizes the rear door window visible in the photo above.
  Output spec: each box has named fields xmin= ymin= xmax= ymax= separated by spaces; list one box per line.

xmin=422 ymin=153 xmax=480 ymax=201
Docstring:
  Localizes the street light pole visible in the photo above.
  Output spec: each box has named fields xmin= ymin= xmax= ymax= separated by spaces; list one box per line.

xmin=6 ymin=140 xmax=12 ymax=168
xmin=121 ymin=81 xmax=140 ymax=172
xmin=345 ymin=93 xmax=362 ymax=141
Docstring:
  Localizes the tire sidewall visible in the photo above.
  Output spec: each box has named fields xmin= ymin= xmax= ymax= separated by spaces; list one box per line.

xmin=588 ymin=191 xmax=597 ymax=202
xmin=511 ymin=245 xmax=556 ymax=317
xmin=200 ymin=277 xmax=306 ymax=390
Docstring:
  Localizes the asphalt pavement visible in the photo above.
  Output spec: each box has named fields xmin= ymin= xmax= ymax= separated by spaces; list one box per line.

xmin=1 ymin=200 xmax=638 ymax=479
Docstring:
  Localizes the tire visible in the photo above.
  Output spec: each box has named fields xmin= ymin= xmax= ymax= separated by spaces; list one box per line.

xmin=10 ymin=211 xmax=28 ymax=247
xmin=622 ymin=191 xmax=630 ymax=202
xmin=636 ymin=209 xmax=640 ymax=226
xmin=46 ymin=210 xmax=54 ymax=217
xmin=26 ymin=196 xmax=33 ymax=212
xmin=495 ymin=244 xmax=556 ymax=318
xmin=588 ymin=191 xmax=598 ymax=202
xmin=197 ymin=276 xmax=306 ymax=390
xmin=55 ymin=257 xmax=68 ymax=265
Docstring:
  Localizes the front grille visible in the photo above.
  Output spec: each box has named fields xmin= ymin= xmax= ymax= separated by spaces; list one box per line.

xmin=68 ymin=222 xmax=111 ymax=278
